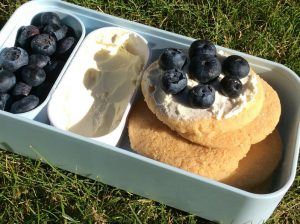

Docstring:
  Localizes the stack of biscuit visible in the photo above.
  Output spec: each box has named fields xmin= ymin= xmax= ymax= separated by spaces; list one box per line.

xmin=128 ymin=40 xmax=282 ymax=193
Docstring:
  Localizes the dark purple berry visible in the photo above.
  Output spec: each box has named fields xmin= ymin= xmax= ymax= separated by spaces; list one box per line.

xmin=28 ymin=54 xmax=50 ymax=68
xmin=0 ymin=47 xmax=29 ymax=72
xmin=0 ymin=70 xmax=16 ymax=93
xmin=158 ymin=48 xmax=187 ymax=70
xmin=189 ymin=84 xmax=215 ymax=109
xmin=16 ymin=25 xmax=40 ymax=49
xmin=189 ymin=40 xmax=217 ymax=58
xmin=0 ymin=93 xmax=11 ymax=110
xmin=57 ymin=36 xmax=75 ymax=55
xmin=161 ymin=69 xmax=187 ymax=94
xmin=220 ymin=76 xmax=243 ymax=98
xmin=43 ymin=24 xmax=68 ymax=41
xmin=44 ymin=60 xmax=63 ymax=82
xmin=32 ymin=81 xmax=53 ymax=102
xmin=189 ymin=56 xmax=221 ymax=83
xmin=40 ymin=12 xmax=61 ymax=26
xmin=66 ymin=26 xmax=76 ymax=37
xmin=206 ymin=76 xmax=221 ymax=90
xmin=21 ymin=65 xmax=46 ymax=87
xmin=10 ymin=82 xmax=32 ymax=97
xmin=43 ymin=24 xmax=60 ymax=33
xmin=10 ymin=95 xmax=39 ymax=113
xmin=31 ymin=34 xmax=57 ymax=56
xmin=222 ymin=55 xmax=250 ymax=78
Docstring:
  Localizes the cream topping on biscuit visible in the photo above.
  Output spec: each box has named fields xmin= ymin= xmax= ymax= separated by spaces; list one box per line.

xmin=142 ymin=59 xmax=258 ymax=120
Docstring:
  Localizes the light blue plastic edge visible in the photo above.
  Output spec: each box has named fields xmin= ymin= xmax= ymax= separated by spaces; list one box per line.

xmin=0 ymin=0 xmax=299 ymax=223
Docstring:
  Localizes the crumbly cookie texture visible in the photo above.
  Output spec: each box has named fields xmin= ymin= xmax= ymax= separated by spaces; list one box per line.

xmin=221 ymin=129 xmax=282 ymax=191
xmin=128 ymin=99 xmax=251 ymax=181
xmin=128 ymin=99 xmax=282 ymax=192
xmin=176 ymin=78 xmax=281 ymax=148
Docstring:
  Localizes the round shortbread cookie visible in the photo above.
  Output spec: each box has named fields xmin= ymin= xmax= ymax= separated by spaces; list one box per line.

xmin=178 ymin=78 xmax=281 ymax=148
xmin=128 ymin=99 xmax=251 ymax=181
xmin=142 ymin=66 xmax=265 ymax=148
xmin=221 ymin=129 xmax=282 ymax=191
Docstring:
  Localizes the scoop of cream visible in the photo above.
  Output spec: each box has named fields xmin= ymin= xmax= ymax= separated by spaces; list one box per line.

xmin=60 ymin=29 xmax=147 ymax=137
xmin=142 ymin=58 xmax=258 ymax=120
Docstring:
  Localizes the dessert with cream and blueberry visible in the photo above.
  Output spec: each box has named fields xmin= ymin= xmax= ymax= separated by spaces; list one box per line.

xmin=141 ymin=40 xmax=266 ymax=146
xmin=128 ymin=39 xmax=282 ymax=192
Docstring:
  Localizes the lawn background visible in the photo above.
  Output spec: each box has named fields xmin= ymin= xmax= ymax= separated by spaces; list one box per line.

xmin=0 ymin=0 xmax=299 ymax=223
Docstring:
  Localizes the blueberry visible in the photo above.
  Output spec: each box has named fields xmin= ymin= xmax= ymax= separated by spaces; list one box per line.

xmin=56 ymin=36 xmax=75 ymax=55
xmin=206 ymin=76 xmax=221 ymax=91
xmin=31 ymin=34 xmax=57 ymax=56
xmin=158 ymin=48 xmax=187 ymax=70
xmin=16 ymin=25 xmax=40 ymax=49
xmin=28 ymin=54 xmax=50 ymax=68
xmin=220 ymin=76 xmax=243 ymax=98
xmin=40 ymin=12 xmax=61 ymax=26
xmin=189 ymin=55 xmax=221 ymax=83
xmin=161 ymin=69 xmax=187 ymax=94
xmin=0 ymin=70 xmax=16 ymax=93
xmin=10 ymin=82 xmax=32 ymax=97
xmin=10 ymin=95 xmax=39 ymax=113
xmin=43 ymin=24 xmax=60 ymax=34
xmin=0 ymin=93 xmax=11 ymax=111
xmin=21 ymin=65 xmax=46 ymax=87
xmin=222 ymin=55 xmax=250 ymax=78
xmin=189 ymin=40 xmax=217 ymax=58
xmin=43 ymin=24 xmax=68 ymax=41
xmin=66 ymin=26 xmax=77 ymax=37
xmin=44 ymin=60 xmax=64 ymax=82
xmin=189 ymin=84 xmax=215 ymax=109
xmin=32 ymin=81 xmax=53 ymax=102
xmin=0 ymin=47 xmax=29 ymax=72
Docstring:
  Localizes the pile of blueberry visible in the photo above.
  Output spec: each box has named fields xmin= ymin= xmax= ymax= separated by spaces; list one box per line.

xmin=159 ymin=40 xmax=250 ymax=109
xmin=0 ymin=12 xmax=77 ymax=113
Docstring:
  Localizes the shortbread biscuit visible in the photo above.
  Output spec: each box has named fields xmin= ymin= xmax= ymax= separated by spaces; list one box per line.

xmin=142 ymin=65 xmax=265 ymax=148
xmin=178 ymin=78 xmax=281 ymax=148
xmin=128 ymin=99 xmax=251 ymax=181
xmin=221 ymin=129 xmax=282 ymax=191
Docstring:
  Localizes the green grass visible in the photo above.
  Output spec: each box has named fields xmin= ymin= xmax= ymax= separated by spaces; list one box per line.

xmin=0 ymin=0 xmax=300 ymax=223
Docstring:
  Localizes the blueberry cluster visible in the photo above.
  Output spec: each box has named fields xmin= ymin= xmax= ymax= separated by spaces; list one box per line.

xmin=159 ymin=40 xmax=250 ymax=109
xmin=0 ymin=12 xmax=77 ymax=113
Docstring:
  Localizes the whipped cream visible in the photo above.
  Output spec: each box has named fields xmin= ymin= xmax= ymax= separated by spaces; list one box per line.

xmin=60 ymin=29 xmax=146 ymax=137
xmin=143 ymin=59 xmax=258 ymax=120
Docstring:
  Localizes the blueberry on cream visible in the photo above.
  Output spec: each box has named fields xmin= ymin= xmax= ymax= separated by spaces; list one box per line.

xmin=161 ymin=69 xmax=187 ymax=94
xmin=220 ymin=76 xmax=243 ymax=98
xmin=188 ymin=55 xmax=221 ymax=83
xmin=158 ymin=48 xmax=187 ymax=70
xmin=222 ymin=55 xmax=250 ymax=79
xmin=188 ymin=39 xmax=217 ymax=58
xmin=189 ymin=84 xmax=215 ymax=109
